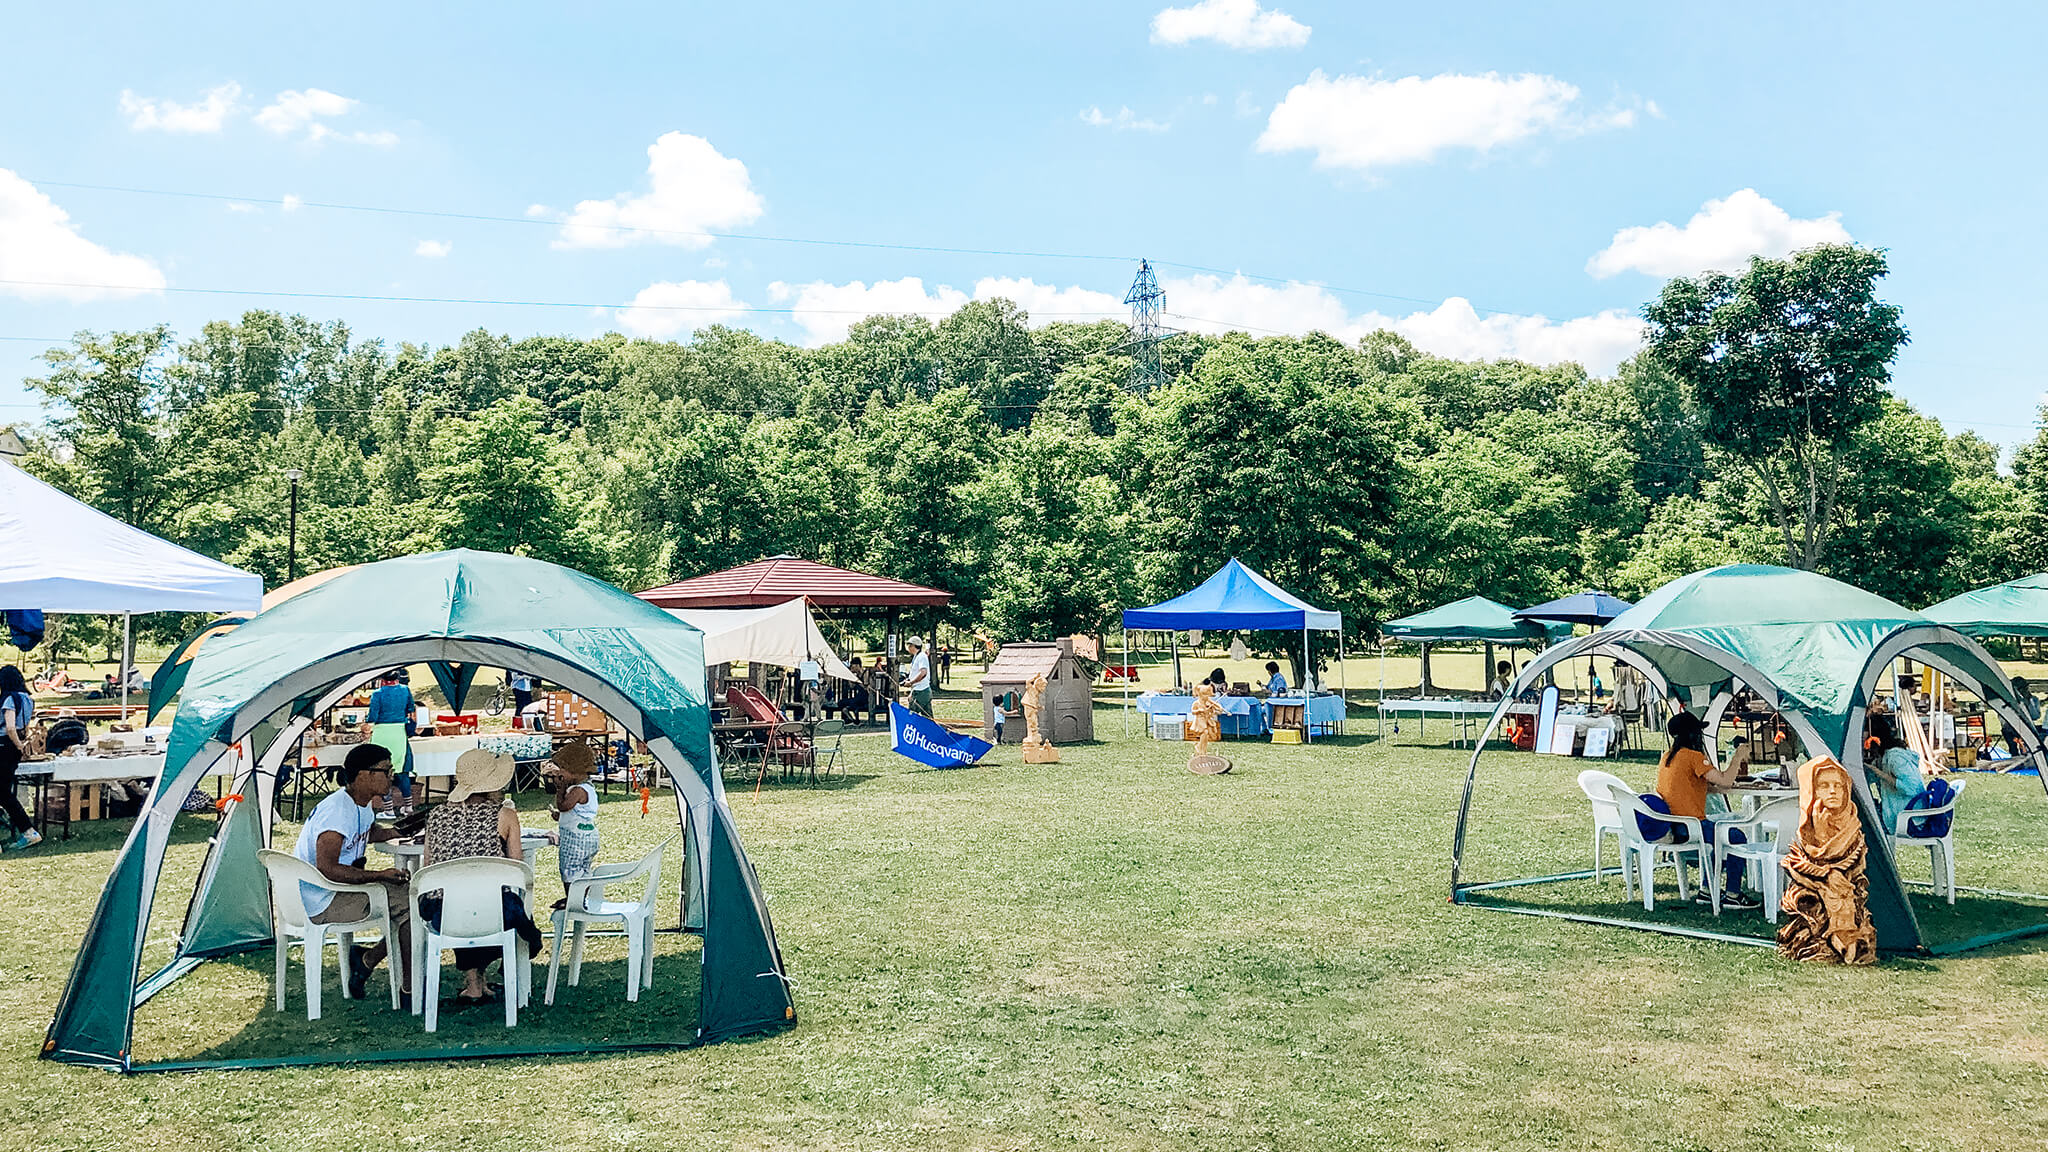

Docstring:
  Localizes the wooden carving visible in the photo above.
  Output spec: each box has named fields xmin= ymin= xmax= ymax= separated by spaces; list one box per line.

xmin=1186 ymin=682 xmax=1231 ymax=775
xmin=1778 ymin=756 xmax=1877 ymax=965
xmin=1021 ymin=672 xmax=1060 ymax=763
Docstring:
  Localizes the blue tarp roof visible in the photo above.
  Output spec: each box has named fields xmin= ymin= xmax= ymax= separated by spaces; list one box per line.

xmin=1122 ymin=559 xmax=1342 ymax=631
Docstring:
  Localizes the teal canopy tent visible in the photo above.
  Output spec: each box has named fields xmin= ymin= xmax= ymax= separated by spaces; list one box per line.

xmin=1449 ymin=564 xmax=2047 ymax=954
xmin=1925 ymin=572 xmax=2048 ymax=638
xmin=45 ymin=550 xmax=794 ymax=1071
xmin=1382 ymin=596 xmax=1568 ymax=645
xmin=1379 ymin=596 xmax=1567 ymax=701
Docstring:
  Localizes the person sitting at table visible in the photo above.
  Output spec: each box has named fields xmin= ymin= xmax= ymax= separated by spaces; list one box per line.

xmin=1725 ymin=736 xmax=1755 ymax=781
xmin=1864 ymin=713 xmax=1926 ymax=838
xmin=293 ymin=744 xmax=412 ymax=1000
xmin=1651 ymin=711 xmax=1757 ymax=908
xmin=421 ymin=748 xmax=543 ymax=1007
xmin=2005 ymin=675 xmax=2042 ymax=755
xmin=1205 ymin=668 xmax=1229 ymax=695
xmin=1264 ymin=662 xmax=1288 ymax=696
xmin=1487 ymin=660 xmax=1515 ymax=700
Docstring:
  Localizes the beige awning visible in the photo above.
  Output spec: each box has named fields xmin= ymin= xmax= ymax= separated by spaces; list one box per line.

xmin=667 ymin=598 xmax=857 ymax=682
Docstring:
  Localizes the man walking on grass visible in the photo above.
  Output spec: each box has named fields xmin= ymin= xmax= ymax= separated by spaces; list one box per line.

xmin=905 ymin=636 xmax=934 ymax=718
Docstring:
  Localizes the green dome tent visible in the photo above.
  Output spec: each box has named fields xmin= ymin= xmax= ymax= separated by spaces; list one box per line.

xmin=1449 ymin=564 xmax=2046 ymax=954
xmin=43 ymin=550 xmax=794 ymax=1071
xmin=1925 ymin=572 xmax=2048 ymax=638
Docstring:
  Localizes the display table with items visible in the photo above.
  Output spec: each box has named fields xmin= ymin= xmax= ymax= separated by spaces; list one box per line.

xmin=1136 ymin=691 xmax=1269 ymax=738
xmin=1266 ymin=692 xmax=1345 ymax=739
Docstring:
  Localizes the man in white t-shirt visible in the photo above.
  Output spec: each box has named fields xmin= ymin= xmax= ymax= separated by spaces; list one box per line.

xmin=294 ymin=744 xmax=412 ymax=999
xmin=905 ymin=637 xmax=934 ymax=718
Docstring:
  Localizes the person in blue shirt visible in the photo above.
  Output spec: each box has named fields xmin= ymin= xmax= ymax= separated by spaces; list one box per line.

xmin=1264 ymin=661 xmax=1288 ymax=696
xmin=365 ymin=669 xmax=416 ymax=812
xmin=510 ymin=669 xmax=535 ymax=715
xmin=1864 ymin=713 xmax=1926 ymax=838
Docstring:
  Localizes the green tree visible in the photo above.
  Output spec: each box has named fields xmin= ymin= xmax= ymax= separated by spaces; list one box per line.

xmin=418 ymin=397 xmax=576 ymax=560
xmin=1643 ymin=244 xmax=1909 ymax=570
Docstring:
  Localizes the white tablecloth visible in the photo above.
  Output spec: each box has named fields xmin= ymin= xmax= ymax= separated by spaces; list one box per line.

xmin=409 ymin=734 xmax=482 ymax=780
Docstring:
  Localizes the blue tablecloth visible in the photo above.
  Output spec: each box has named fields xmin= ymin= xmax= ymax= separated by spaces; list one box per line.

xmin=1269 ymin=694 xmax=1346 ymax=727
xmin=1136 ymin=692 xmax=1269 ymax=736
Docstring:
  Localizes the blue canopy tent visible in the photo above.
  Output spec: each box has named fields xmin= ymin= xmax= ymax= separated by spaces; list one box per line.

xmin=1119 ymin=559 xmax=1344 ymax=742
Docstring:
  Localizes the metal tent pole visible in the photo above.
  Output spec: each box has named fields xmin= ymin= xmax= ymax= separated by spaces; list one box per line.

xmin=120 ymin=612 xmax=131 ymax=722
xmin=1339 ymin=623 xmax=1347 ymax=738
xmin=1302 ymin=623 xmax=1311 ymax=745
xmin=1378 ymin=644 xmax=1386 ymax=739
xmin=1122 ymin=628 xmax=1130 ymax=738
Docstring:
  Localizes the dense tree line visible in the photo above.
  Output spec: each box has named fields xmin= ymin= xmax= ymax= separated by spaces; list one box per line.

xmin=11 ymin=247 xmax=2041 ymax=656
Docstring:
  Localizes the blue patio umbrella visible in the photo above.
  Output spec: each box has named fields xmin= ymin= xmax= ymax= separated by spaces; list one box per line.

xmin=1512 ymin=590 xmax=1633 ymax=627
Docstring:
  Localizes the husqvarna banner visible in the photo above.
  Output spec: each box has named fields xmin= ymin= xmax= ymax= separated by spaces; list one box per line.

xmin=889 ymin=702 xmax=991 ymax=769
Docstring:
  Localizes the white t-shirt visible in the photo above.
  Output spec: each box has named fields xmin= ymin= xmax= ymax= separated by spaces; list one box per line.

xmin=293 ymin=789 xmax=376 ymax=917
xmin=909 ymin=650 xmax=931 ymax=690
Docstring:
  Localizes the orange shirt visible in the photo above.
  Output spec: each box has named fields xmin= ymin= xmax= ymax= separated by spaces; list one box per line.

xmin=1657 ymin=747 xmax=1713 ymax=819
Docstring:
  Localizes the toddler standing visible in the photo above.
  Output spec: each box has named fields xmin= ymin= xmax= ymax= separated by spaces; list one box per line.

xmin=548 ymin=742 xmax=601 ymax=895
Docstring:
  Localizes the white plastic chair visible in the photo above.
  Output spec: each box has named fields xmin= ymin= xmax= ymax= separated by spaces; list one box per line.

xmin=1576 ymin=769 xmax=1629 ymax=882
xmin=1893 ymin=777 xmax=1966 ymax=904
xmin=1607 ymin=783 xmax=1709 ymax=911
xmin=1713 ymin=796 xmax=1797 ymax=920
xmin=255 ymin=848 xmax=402 ymax=1019
xmin=546 ymin=836 xmax=674 ymax=1006
xmin=408 ymin=856 xmax=535 ymax=1031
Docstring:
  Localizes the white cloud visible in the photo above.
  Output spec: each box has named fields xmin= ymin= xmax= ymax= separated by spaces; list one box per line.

xmin=768 ymin=277 xmax=970 ymax=346
xmin=1258 ymin=70 xmax=1627 ymax=172
xmin=280 ymin=193 xmax=302 ymax=212
xmin=615 ymin=280 xmax=750 ymax=339
xmin=1079 ymin=105 xmax=1170 ymax=132
xmin=414 ymin=239 xmax=451 ymax=258
xmin=524 ymin=203 xmax=549 ymax=218
xmin=757 ymin=270 xmax=1642 ymax=373
xmin=254 ymin=88 xmax=393 ymax=145
xmin=555 ymin=132 xmax=764 ymax=250
xmin=1151 ymin=0 xmax=1310 ymax=49
xmin=1586 ymin=188 xmax=1853 ymax=279
xmin=119 ymin=82 xmax=241 ymax=133
xmin=1163 ymin=273 xmax=1645 ymax=374
xmin=971 ymin=277 xmax=1125 ymax=320
xmin=0 ymin=169 xmax=166 ymax=302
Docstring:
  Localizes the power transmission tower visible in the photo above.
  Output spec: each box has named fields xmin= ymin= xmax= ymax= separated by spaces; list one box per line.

xmin=1119 ymin=258 xmax=1172 ymax=393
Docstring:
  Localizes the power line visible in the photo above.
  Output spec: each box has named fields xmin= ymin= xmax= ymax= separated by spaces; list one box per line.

xmin=25 ymin=179 xmax=1138 ymax=265
xmin=29 ymin=176 xmax=1560 ymax=318
xmin=0 ymin=279 xmax=1124 ymax=320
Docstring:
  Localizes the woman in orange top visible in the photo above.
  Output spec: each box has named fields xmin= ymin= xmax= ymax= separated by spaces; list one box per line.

xmin=1654 ymin=711 xmax=1756 ymax=908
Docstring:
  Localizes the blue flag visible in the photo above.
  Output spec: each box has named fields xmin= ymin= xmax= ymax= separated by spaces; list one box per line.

xmin=889 ymin=702 xmax=992 ymax=769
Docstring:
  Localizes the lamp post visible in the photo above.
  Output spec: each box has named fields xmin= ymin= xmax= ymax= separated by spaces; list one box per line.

xmin=284 ymin=468 xmax=303 ymax=583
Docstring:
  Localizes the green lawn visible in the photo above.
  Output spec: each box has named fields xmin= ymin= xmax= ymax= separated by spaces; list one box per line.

xmin=7 ymin=700 xmax=2048 ymax=1151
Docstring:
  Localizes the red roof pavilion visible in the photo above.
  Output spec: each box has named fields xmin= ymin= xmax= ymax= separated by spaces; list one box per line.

xmin=636 ymin=555 xmax=953 ymax=610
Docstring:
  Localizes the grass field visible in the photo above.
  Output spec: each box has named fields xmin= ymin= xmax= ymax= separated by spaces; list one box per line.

xmin=6 ymin=696 xmax=2048 ymax=1151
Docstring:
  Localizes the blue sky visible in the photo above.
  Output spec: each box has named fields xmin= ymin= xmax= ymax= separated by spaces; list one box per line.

xmin=1 ymin=1 xmax=2041 ymax=446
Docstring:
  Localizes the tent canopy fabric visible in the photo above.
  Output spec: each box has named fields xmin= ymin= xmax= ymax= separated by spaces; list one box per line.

xmin=638 ymin=555 xmax=952 ymax=609
xmin=1925 ymin=572 xmax=2048 ymax=639
xmin=46 ymin=550 xmax=793 ymax=1071
xmin=1121 ymin=559 xmax=1341 ymax=631
xmin=1450 ymin=563 xmax=2045 ymax=955
xmin=0 ymin=460 xmax=262 ymax=614
xmin=1382 ymin=596 xmax=1566 ymax=644
xmin=668 ymin=599 xmax=857 ymax=682
xmin=1512 ymin=590 xmax=1632 ymax=627
xmin=148 ymin=566 xmax=363 ymax=720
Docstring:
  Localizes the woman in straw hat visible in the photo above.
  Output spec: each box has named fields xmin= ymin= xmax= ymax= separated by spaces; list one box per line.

xmin=420 ymin=748 xmax=544 ymax=1006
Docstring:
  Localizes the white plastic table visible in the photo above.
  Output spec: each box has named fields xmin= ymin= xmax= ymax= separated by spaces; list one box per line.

xmin=375 ymin=829 xmax=555 ymax=874
xmin=1377 ymin=698 xmax=1501 ymax=746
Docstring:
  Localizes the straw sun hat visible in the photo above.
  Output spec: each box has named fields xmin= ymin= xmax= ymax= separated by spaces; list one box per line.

xmin=448 ymin=748 xmax=515 ymax=803
xmin=549 ymin=740 xmax=597 ymax=776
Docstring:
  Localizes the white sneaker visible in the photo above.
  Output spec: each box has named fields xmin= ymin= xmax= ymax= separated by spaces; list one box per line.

xmin=10 ymin=829 xmax=42 ymax=851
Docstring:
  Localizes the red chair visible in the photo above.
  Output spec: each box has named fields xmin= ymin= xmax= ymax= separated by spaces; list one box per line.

xmin=434 ymin=713 xmax=480 ymax=733
xmin=725 ymin=685 xmax=812 ymax=769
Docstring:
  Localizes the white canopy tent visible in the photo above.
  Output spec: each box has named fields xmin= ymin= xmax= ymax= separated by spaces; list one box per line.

xmin=666 ymin=598 xmax=856 ymax=682
xmin=0 ymin=460 xmax=263 ymax=714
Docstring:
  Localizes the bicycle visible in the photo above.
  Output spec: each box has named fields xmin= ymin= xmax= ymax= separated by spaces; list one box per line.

xmin=484 ymin=677 xmax=511 ymax=716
